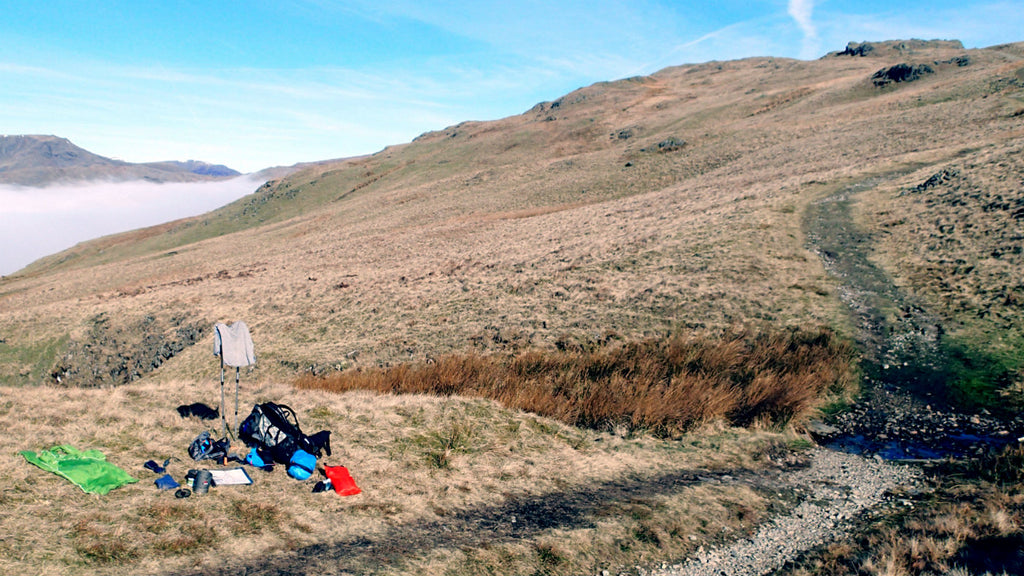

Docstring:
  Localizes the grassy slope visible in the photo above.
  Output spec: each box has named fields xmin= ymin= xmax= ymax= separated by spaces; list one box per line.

xmin=0 ymin=379 xmax=805 ymax=576
xmin=5 ymin=42 xmax=1022 ymax=389
xmin=0 ymin=40 xmax=1022 ymax=575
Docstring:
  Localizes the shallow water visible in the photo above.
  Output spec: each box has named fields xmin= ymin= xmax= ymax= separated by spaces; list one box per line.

xmin=826 ymin=433 xmax=1015 ymax=461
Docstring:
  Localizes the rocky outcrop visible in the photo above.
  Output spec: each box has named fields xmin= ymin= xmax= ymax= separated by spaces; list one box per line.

xmin=871 ymin=63 xmax=935 ymax=86
xmin=837 ymin=42 xmax=876 ymax=57
xmin=833 ymin=39 xmax=965 ymax=57
xmin=50 ymin=313 xmax=207 ymax=387
xmin=910 ymin=167 xmax=961 ymax=193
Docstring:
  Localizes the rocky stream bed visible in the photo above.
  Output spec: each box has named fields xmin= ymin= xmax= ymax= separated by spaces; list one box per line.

xmin=804 ymin=172 xmax=1024 ymax=460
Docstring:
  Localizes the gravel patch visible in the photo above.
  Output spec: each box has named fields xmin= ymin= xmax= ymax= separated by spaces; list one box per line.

xmin=651 ymin=448 xmax=921 ymax=576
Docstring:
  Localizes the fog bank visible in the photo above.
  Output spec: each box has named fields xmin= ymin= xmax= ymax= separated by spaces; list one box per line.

xmin=0 ymin=176 xmax=264 ymax=276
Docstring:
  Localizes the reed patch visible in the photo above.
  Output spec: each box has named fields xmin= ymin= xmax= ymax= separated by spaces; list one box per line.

xmin=297 ymin=327 xmax=857 ymax=437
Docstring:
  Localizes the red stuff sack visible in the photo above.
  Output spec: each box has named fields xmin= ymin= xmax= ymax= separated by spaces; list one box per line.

xmin=324 ymin=465 xmax=361 ymax=496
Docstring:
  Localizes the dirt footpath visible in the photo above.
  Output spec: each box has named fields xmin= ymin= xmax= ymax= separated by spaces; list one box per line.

xmin=803 ymin=171 xmax=1024 ymax=458
xmin=655 ymin=449 xmax=921 ymax=576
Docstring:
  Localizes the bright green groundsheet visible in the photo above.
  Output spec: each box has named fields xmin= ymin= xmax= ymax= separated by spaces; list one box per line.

xmin=21 ymin=445 xmax=138 ymax=495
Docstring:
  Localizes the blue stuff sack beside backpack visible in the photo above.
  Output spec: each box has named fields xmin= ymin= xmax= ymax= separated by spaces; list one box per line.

xmin=245 ymin=447 xmax=266 ymax=467
xmin=287 ymin=449 xmax=316 ymax=481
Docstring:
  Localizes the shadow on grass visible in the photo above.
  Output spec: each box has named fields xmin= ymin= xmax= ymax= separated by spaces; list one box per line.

xmin=951 ymin=535 xmax=1024 ymax=576
xmin=170 ymin=463 xmax=801 ymax=576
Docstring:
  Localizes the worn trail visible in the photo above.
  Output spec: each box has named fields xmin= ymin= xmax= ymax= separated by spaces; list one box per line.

xmin=803 ymin=170 xmax=1023 ymax=459
xmin=656 ymin=449 xmax=920 ymax=576
xmin=177 ymin=172 xmax=1013 ymax=576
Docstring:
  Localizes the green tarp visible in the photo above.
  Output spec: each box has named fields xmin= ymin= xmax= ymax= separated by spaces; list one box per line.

xmin=20 ymin=445 xmax=138 ymax=495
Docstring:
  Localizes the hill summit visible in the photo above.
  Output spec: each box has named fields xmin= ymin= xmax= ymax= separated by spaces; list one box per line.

xmin=0 ymin=134 xmax=239 ymax=186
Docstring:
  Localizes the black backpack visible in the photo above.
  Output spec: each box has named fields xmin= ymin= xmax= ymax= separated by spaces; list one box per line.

xmin=188 ymin=430 xmax=231 ymax=462
xmin=238 ymin=402 xmax=331 ymax=464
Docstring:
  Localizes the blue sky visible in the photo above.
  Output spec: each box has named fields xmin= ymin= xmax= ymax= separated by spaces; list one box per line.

xmin=1 ymin=1 xmax=1021 ymax=173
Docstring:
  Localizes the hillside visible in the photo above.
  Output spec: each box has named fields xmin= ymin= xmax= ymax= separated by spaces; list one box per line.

xmin=0 ymin=135 xmax=239 ymax=186
xmin=1 ymin=39 xmax=1023 ymax=576
xmin=0 ymin=40 xmax=1021 ymax=398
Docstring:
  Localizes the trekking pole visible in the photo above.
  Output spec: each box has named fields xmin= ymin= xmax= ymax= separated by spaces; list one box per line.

xmin=220 ymin=356 xmax=227 ymax=438
xmin=234 ymin=366 xmax=240 ymax=438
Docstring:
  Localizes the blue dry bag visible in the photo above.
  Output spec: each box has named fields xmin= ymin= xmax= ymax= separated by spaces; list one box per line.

xmin=287 ymin=449 xmax=316 ymax=481
xmin=245 ymin=447 xmax=266 ymax=467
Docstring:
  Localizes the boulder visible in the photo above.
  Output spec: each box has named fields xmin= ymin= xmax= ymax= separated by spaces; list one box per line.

xmin=872 ymin=63 xmax=935 ymax=86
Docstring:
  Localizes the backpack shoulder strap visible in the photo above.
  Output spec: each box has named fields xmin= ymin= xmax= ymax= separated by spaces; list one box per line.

xmin=261 ymin=402 xmax=302 ymax=435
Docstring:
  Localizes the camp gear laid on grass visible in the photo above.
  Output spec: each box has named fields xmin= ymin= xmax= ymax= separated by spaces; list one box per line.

xmin=154 ymin=474 xmax=180 ymax=490
xmin=306 ymin=430 xmax=331 ymax=455
xmin=286 ymin=449 xmax=316 ymax=480
xmin=324 ymin=465 xmax=361 ymax=496
xmin=239 ymin=402 xmax=331 ymax=466
xmin=174 ymin=487 xmax=192 ymax=499
xmin=245 ymin=447 xmax=266 ymax=467
xmin=209 ymin=467 xmax=253 ymax=486
xmin=188 ymin=469 xmax=213 ymax=494
xmin=144 ymin=459 xmax=167 ymax=474
xmin=20 ymin=445 xmax=138 ymax=495
xmin=214 ymin=321 xmax=255 ymax=436
xmin=188 ymin=431 xmax=231 ymax=463
xmin=244 ymin=447 xmax=274 ymax=471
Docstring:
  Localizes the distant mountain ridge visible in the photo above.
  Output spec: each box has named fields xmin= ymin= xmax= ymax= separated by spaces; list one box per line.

xmin=0 ymin=135 xmax=240 ymax=186
xmin=137 ymin=159 xmax=240 ymax=178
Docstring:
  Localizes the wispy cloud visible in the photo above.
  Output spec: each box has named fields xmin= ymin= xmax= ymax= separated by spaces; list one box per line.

xmin=0 ymin=176 xmax=264 ymax=275
xmin=0 ymin=53 xmax=564 ymax=172
xmin=788 ymin=0 xmax=820 ymax=59
xmin=330 ymin=0 xmax=681 ymax=80
xmin=630 ymin=20 xmax=773 ymax=75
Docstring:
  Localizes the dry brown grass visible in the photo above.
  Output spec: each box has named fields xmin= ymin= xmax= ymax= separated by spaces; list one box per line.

xmin=296 ymin=327 xmax=857 ymax=437
xmin=0 ymin=40 xmax=1022 ymax=576
xmin=9 ymin=41 xmax=1022 ymax=389
xmin=0 ymin=378 xmax=809 ymax=576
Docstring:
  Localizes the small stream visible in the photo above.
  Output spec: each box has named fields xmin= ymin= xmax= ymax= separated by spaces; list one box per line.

xmin=803 ymin=171 xmax=1021 ymax=460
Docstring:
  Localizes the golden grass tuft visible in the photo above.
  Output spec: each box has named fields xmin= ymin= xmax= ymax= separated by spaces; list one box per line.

xmin=72 ymin=516 xmax=140 ymax=564
xmin=150 ymin=521 xmax=218 ymax=556
xmin=296 ymin=326 xmax=857 ymax=437
xmin=229 ymin=499 xmax=285 ymax=535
